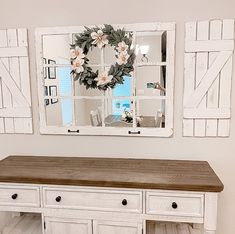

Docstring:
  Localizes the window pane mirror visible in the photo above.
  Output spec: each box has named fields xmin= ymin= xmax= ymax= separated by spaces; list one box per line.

xmin=36 ymin=22 xmax=175 ymax=137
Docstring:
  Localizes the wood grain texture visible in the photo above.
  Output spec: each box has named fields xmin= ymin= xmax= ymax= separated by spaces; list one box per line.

xmin=0 ymin=156 xmax=224 ymax=192
xmin=183 ymin=19 xmax=234 ymax=138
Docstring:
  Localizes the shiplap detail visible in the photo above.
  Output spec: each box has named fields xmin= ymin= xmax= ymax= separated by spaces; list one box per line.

xmin=183 ymin=19 xmax=234 ymax=137
xmin=0 ymin=28 xmax=32 ymax=134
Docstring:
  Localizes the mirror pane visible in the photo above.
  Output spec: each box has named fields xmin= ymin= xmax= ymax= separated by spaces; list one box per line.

xmin=42 ymin=34 xmax=102 ymax=66
xmin=74 ymin=99 xmax=103 ymax=127
xmin=135 ymin=66 xmax=166 ymax=96
xmin=104 ymin=98 xmax=133 ymax=128
xmin=45 ymin=97 xmax=74 ymax=127
xmin=45 ymin=97 xmax=64 ymax=127
xmin=135 ymin=31 xmax=167 ymax=63
xmin=43 ymin=67 xmax=72 ymax=99
xmin=86 ymin=46 xmax=102 ymax=65
xmin=107 ymin=76 xmax=132 ymax=97
xmin=74 ymin=82 xmax=104 ymax=97
xmin=42 ymin=34 xmax=71 ymax=65
xmin=136 ymin=99 xmax=165 ymax=128
xmin=104 ymin=45 xmax=118 ymax=65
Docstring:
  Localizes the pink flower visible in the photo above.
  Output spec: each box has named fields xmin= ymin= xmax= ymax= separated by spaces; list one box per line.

xmin=117 ymin=41 xmax=128 ymax=53
xmin=91 ymin=30 xmax=109 ymax=49
xmin=95 ymin=70 xmax=113 ymax=86
xmin=71 ymin=46 xmax=85 ymax=59
xmin=117 ymin=51 xmax=130 ymax=65
xmin=72 ymin=58 xmax=84 ymax=73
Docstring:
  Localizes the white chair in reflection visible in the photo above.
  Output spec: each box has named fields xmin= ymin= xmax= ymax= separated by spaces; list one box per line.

xmin=155 ymin=111 xmax=163 ymax=128
xmin=90 ymin=110 xmax=102 ymax=127
xmin=97 ymin=106 xmax=102 ymax=124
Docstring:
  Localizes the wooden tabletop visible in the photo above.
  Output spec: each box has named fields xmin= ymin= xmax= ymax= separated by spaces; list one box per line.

xmin=0 ymin=156 xmax=224 ymax=192
xmin=104 ymin=115 xmax=156 ymax=128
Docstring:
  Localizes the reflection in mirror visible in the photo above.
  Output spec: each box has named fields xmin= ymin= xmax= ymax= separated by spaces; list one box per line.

xmin=135 ymin=31 xmax=167 ymax=63
xmin=104 ymin=76 xmax=133 ymax=128
xmin=45 ymin=92 xmax=73 ymax=127
xmin=74 ymin=99 xmax=103 ymax=127
xmin=136 ymin=99 xmax=165 ymax=128
xmin=44 ymin=65 xmax=73 ymax=127
xmin=104 ymin=45 xmax=118 ymax=65
xmin=45 ymin=97 xmax=65 ymax=127
xmin=74 ymin=81 xmax=104 ymax=97
xmin=86 ymin=46 xmax=101 ymax=65
xmin=74 ymin=67 xmax=111 ymax=97
xmin=104 ymin=98 xmax=133 ymax=128
xmin=136 ymin=66 xmax=166 ymax=96
xmin=42 ymin=34 xmax=71 ymax=64
xmin=72 ymin=33 xmax=102 ymax=65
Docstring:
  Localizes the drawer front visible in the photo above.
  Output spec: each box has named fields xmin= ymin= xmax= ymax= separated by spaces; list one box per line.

xmin=146 ymin=192 xmax=204 ymax=217
xmin=0 ymin=185 xmax=40 ymax=207
xmin=43 ymin=187 xmax=142 ymax=213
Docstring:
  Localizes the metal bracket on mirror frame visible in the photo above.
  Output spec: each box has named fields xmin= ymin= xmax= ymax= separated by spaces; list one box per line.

xmin=68 ymin=129 xmax=80 ymax=133
xmin=128 ymin=131 xmax=141 ymax=135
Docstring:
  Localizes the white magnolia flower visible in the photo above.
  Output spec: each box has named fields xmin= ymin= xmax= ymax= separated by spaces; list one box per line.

xmin=95 ymin=70 xmax=113 ymax=86
xmin=91 ymin=30 xmax=109 ymax=49
xmin=72 ymin=58 xmax=84 ymax=73
xmin=117 ymin=51 xmax=130 ymax=65
xmin=70 ymin=46 xmax=85 ymax=59
xmin=117 ymin=41 xmax=129 ymax=53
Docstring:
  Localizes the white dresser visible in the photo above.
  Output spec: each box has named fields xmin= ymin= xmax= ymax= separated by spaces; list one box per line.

xmin=0 ymin=156 xmax=223 ymax=234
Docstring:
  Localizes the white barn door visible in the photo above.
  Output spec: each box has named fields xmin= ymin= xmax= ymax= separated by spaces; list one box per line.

xmin=0 ymin=28 xmax=32 ymax=134
xmin=183 ymin=19 xmax=234 ymax=137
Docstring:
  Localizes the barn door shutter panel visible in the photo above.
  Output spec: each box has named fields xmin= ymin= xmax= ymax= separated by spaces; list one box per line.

xmin=0 ymin=28 xmax=33 ymax=134
xmin=183 ymin=19 xmax=234 ymax=137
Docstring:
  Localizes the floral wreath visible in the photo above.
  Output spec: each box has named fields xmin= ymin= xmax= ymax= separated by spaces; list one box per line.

xmin=70 ymin=24 xmax=136 ymax=91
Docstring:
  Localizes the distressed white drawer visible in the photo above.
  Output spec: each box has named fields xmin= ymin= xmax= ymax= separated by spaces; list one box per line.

xmin=43 ymin=187 xmax=142 ymax=213
xmin=0 ymin=185 xmax=40 ymax=207
xmin=146 ymin=192 xmax=204 ymax=217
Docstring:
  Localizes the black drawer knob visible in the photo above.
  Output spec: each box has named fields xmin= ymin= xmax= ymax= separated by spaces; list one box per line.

xmin=122 ymin=199 xmax=128 ymax=206
xmin=55 ymin=196 xmax=61 ymax=202
xmin=11 ymin=193 xmax=18 ymax=200
xmin=172 ymin=202 xmax=178 ymax=209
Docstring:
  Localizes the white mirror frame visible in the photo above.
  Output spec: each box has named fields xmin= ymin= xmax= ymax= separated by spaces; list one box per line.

xmin=35 ymin=22 xmax=175 ymax=137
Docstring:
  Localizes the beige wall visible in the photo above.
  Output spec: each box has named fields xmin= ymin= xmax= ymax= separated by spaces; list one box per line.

xmin=0 ymin=0 xmax=235 ymax=233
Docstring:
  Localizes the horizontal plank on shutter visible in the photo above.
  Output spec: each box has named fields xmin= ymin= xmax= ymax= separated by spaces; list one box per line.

xmin=185 ymin=50 xmax=232 ymax=108
xmin=185 ymin=40 xmax=234 ymax=52
xmin=0 ymin=107 xmax=31 ymax=117
xmin=184 ymin=108 xmax=230 ymax=119
xmin=0 ymin=47 xmax=28 ymax=57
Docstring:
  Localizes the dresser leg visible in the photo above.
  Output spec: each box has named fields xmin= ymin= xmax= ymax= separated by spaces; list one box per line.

xmin=204 ymin=193 xmax=218 ymax=234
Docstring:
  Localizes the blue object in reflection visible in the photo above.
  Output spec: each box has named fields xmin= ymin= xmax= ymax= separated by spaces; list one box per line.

xmin=112 ymin=76 xmax=131 ymax=115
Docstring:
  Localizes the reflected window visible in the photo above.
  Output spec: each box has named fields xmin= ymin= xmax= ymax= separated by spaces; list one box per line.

xmin=112 ymin=76 xmax=131 ymax=115
xmin=58 ymin=59 xmax=73 ymax=126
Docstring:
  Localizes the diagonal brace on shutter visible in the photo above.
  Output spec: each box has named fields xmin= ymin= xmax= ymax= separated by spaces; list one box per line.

xmin=184 ymin=50 xmax=232 ymax=109
xmin=0 ymin=59 xmax=30 ymax=107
